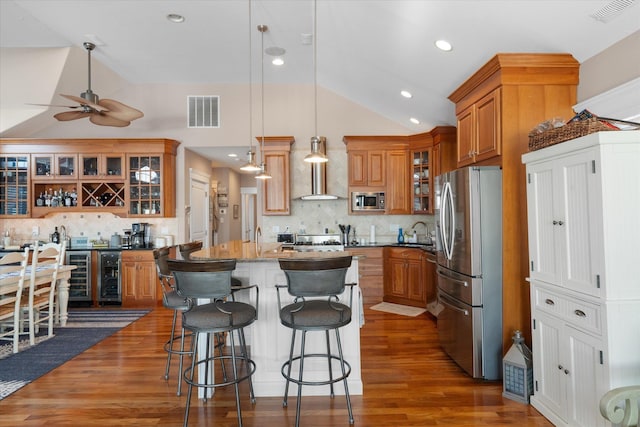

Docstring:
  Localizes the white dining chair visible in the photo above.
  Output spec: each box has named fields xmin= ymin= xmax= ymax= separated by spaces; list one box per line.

xmin=0 ymin=247 xmax=30 ymax=353
xmin=27 ymin=241 xmax=66 ymax=345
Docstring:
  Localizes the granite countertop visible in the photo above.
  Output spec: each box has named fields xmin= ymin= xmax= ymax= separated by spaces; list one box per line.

xmin=346 ymin=242 xmax=436 ymax=253
xmin=190 ymin=240 xmax=361 ymax=262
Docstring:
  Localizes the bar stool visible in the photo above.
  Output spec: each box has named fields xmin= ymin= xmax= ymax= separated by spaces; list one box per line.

xmin=179 ymin=241 xmax=243 ymax=291
xmin=153 ymin=246 xmax=192 ymax=396
xmin=276 ymin=256 xmax=355 ymax=426
xmin=168 ymin=258 xmax=258 ymax=427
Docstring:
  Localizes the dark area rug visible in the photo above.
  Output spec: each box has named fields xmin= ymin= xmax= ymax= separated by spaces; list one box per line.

xmin=0 ymin=309 xmax=148 ymax=400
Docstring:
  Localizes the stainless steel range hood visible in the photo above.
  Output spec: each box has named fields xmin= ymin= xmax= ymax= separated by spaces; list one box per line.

xmin=299 ymin=136 xmax=340 ymax=200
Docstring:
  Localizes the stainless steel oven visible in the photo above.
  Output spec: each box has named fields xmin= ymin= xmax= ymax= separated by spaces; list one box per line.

xmin=352 ymin=191 xmax=385 ymax=211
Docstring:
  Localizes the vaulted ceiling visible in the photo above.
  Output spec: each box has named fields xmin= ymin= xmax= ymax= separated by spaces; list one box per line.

xmin=1 ymin=0 xmax=639 ymax=163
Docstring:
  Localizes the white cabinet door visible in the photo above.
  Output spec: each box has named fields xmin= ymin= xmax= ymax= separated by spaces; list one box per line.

xmin=564 ymin=325 xmax=605 ymax=427
xmin=532 ymin=307 xmax=606 ymax=427
xmin=532 ymin=309 xmax=566 ymax=422
xmin=526 ymin=150 xmax=602 ymax=297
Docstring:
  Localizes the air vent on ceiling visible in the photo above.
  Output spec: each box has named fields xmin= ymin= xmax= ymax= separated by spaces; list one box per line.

xmin=188 ymin=96 xmax=220 ymax=128
xmin=590 ymin=0 xmax=637 ymax=22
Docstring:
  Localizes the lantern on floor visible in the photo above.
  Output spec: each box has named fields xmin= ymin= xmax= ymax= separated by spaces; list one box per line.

xmin=502 ymin=330 xmax=533 ymax=404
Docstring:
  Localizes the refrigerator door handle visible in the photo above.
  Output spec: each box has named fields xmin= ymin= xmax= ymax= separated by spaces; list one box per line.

xmin=440 ymin=181 xmax=454 ymax=260
xmin=439 ymin=292 xmax=469 ymax=316
xmin=437 ymin=268 xmax=469 ymax=287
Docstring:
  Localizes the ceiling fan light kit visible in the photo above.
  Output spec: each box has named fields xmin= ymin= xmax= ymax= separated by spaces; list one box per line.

xmin=46 ymin=41 xmax=144 ymax=127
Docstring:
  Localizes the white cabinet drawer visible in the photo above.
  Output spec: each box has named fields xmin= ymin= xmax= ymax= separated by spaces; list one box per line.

xmin=566 ymin=299 xmax=601 ymax=335
xmin=533 ymin=284 xmax=602 ymax=335
xmin=533 ymin=286 xmax=566 ymax=316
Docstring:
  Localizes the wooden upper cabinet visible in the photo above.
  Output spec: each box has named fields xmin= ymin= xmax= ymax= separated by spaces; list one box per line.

xmin=456 ymin=88 xmax=501 ymax=167
xmin=32 ymin=154 xmax=78 ymax=180
xmin=259 ymin=136 xmax=294 ymax=216
xmin=386 ymin=150 xmax=411 ymax=214
xmin=347 ymin=150 xmax=385 ymax=187
xmin=0 ymin=138 xmax=179 ymax=218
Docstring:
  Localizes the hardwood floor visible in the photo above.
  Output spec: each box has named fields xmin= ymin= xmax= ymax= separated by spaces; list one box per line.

xmin=0 ymin=304 xmax=552 ymax=426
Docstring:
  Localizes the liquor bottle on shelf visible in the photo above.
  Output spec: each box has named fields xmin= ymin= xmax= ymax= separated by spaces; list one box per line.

xmin=51 ymin=226 xmax=60 ymax=244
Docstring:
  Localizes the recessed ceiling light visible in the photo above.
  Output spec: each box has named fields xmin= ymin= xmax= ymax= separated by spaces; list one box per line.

xmin=410 ymin=117 xmax=420 ymax=124
xmin=167 ymin=13 xmax=185 ymax=23
xmin=228 ymin=153 xmax=238 ymax=158
xmin=401 ymin=90 xmax=413 ymax=98
xmin=272 ymin=57 xmax=284 ymax=66
xmin=435 ymin=39 xmax=452 ymax=52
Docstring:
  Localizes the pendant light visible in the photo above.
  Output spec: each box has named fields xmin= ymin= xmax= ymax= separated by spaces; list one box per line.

xmin=304 ymin=0 xmax=328 ymax=164
xmin=240 ymin=0 xmax=261 ymax=172
xmin=255 ymin=24 xmax=271 ymax=180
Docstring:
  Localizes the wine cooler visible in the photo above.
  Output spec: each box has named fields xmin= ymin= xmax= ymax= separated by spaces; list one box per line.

xmin=98 ymin=250 xmax=122 ymax=304
xmin=65 ymin=251 xmax=92 ymax=302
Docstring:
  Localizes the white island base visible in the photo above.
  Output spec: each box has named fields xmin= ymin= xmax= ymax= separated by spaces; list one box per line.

xmin=195 ymin=256 xmax=362 ymax=399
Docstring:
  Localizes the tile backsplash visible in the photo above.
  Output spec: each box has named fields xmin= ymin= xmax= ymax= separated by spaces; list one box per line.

xmin=2 ymin=213 xmax=178 ymax=247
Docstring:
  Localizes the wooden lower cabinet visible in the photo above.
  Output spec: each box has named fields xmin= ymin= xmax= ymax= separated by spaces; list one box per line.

xmin=348 ymin=246 xmax=383 ymax=305
xmin=121 ymin=250 xmax=159 ymax=307
xmin=383 ymin=247 xmax=427 ymax=308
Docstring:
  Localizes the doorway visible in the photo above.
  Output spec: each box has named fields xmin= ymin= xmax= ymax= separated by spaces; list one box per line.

xmin=241 ymin=187 xmax=257 ymax=242
xmin=189 ymin=169 xmax=210 ymax=246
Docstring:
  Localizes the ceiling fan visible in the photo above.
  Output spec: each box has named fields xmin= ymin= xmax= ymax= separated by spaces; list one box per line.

xmin=38 ymin=42 xmax=144 ymax=127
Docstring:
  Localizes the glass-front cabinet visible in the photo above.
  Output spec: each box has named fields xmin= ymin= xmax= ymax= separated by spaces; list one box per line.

xmin=79 ymin=154 xmax=124 ymax=179
xmin=129 ymin=155 xmax=162 ymax=216
xmin=0 ymin=155 xmax=29 ymax=217
xmin=31 ymin=154 xmax=77 ymax=180
xmin=412 ymin=147 xmax=432 ymax=214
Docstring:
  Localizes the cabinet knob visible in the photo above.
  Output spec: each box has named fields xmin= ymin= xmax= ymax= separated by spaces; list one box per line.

xmin=574 ymin=309 xmax=586 ymax=317
xmin=545 ymin=298 xmax=555 ymax=306
xmin=558 ymin=365 xmax=563 ymax=370
xmin=552 ymin=220 xmax=558 ymax=225
xmin=564 ymin=369 xmax=570 ymax=375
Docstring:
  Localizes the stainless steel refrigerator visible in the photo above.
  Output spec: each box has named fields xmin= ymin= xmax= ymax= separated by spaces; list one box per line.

xmin=434 ymin=166 xmax=502 ymax=380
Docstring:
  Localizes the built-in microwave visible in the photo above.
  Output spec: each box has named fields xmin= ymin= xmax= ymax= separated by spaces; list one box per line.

xmin=352 ymin=191 xmax=385 ymax=211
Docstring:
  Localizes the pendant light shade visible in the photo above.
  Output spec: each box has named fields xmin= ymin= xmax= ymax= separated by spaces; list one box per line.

xmin=240 ymin=150 xmax=261 ymax=171
xmin=304 ymin=136 xmax=328 ymax=163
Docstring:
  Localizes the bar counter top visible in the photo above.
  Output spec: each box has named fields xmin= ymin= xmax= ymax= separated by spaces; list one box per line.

xmin=190 ymin=240 xmax=356 ymax=261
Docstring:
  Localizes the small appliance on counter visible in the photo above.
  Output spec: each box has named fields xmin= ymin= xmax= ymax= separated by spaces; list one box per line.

xmin=110 ymin=233 xmax=122 ymax=248
xmin=131 ymin=223 xmax=149 ymax=248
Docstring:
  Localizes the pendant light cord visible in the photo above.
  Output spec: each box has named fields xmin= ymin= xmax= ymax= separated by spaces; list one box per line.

xmin=313 ymin=0 xmax=318 ymax=137
xmin=261 ymin=22 xmax=265 ymax=163
xmin=248 ymin=0 xmax=254 ymax=155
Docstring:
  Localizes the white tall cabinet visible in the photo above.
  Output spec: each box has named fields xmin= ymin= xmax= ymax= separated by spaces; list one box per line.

xmin=522 ymin=131 xmax=640 ymax=427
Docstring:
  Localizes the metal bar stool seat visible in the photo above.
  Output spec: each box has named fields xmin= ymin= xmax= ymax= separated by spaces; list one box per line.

xmin=168 ymin=258 xmax=258 ymax=427
xmin=277 ymin=256 xmax=355 ymax=427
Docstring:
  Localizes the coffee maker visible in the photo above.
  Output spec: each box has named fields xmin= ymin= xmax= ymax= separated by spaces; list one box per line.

xmin=131 ymin=223 xmax=148 ymax=248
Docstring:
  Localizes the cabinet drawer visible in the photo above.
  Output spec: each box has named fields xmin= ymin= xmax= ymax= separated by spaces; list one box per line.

xmin=566 ymin=299 xmax=601 ymax=335
xmin=533 ymin=285 xmax=601 ymax=335
xmin=533 ymin=286 xmax=566 ymax=317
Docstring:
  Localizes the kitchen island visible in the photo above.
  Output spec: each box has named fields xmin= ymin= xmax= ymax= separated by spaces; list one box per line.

xmin=189 ymin=240 xmax=362 ymax=398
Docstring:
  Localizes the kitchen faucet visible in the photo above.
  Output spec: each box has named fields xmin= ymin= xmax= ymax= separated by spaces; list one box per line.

xmin=410 ymin=221 xmax=428 ymax=236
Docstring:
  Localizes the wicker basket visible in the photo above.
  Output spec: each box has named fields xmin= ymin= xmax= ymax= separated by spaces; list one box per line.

xmin=528 ymin=117 xmax=615 ymax=151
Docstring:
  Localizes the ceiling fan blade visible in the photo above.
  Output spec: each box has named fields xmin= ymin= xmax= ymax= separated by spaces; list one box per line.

xmin=98 ymin=99 xmax=144 ymax=121
xmin=53 ymin=111 xmax=91 ymax=121
xmin=26 ymin=103 xmax=82 ymax=109
xmin=59 ymin=94 xmax=105 ymax=111
xmin=89 ymin=113 xmax=131 ymax=127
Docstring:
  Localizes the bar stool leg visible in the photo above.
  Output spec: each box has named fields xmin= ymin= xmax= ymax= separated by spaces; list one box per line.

xmin=238 ymin=328 xmax=256 ymax=403
xmin=295 ymin=330 xmax=307 ymax=427
xmin=335 ymin=328 xmax=354 ymax=424
xmin=184 ymin=332 xmax=199 ymax=427
xmin=283 ymin=329 xmax=297 ymax=408
xmin=325 ymin=330 xmax=335 ymax=398
xmin=229 ymin=330 xmax=244 ymax=427
xmin=164 ymin=310 xmax=178 ymax=380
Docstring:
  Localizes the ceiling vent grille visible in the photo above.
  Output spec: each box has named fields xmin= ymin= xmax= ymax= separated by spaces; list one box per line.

xmin=188 ymin=96 xmax=220 ymax=128
xmin=590 ymin=0 xmax=637 ymax=22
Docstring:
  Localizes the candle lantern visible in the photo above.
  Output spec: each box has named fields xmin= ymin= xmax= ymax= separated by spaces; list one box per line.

xmin=502 ymin=330 xmax=534 ymax=404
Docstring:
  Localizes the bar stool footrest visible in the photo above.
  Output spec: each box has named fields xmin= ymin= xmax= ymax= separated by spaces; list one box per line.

xmin=281 ymin=353 xmax=351 ymax=387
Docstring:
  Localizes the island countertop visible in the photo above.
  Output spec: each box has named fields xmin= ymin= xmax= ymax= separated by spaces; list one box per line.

xmin=190 ymin=240 xmax=358 ymax=261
